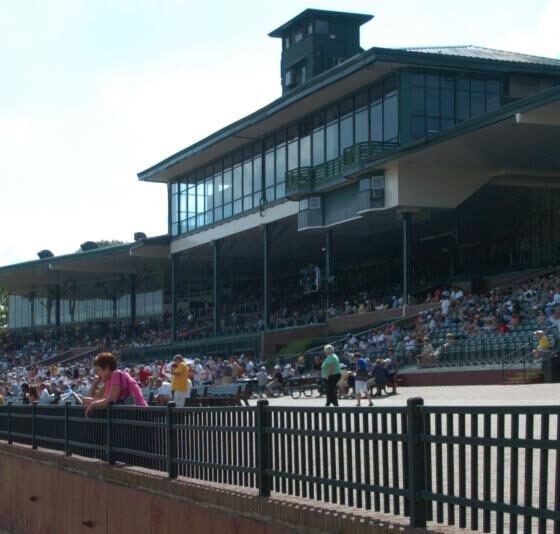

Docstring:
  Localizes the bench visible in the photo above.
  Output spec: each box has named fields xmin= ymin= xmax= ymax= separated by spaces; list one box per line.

xmin=367 ymin=375 xmax=401 ymax=396
xmin=207 ymin=383 xmax=249 ymax=406
xmin=285 ymin=377 xmax=322 ymax=399
xmin=184 ymin=383 xmax=249 ymax=406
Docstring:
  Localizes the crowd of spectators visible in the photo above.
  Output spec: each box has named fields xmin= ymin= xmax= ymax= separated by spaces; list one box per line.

xmin=0 ymin=351 xmax=291 ymax=407
xmin=324 ymin=273 xmax=560 ymax=368
xmin=2 ymin=271 xmax=560 ymax=394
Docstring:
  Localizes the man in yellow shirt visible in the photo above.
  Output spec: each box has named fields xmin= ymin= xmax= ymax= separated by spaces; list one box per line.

xmin=170 ymin=354 xmax=191 ymax=406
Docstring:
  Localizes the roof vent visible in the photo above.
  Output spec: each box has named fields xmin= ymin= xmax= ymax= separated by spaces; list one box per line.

xmin=134 ymin=232 xmax=147 ymax=241
xmin=37 ymin=250 xmax=54 ymax=259
xmin=80 ymin=241 xmax=99 ymax=252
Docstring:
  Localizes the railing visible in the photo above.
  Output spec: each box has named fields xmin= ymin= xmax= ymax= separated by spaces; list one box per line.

xmin=1 ymin=399 xmax=560 ymax=532
xmin=286 ymin=141 xmax=400 ymax=198
xmin=501 ymin=342 xmax=534 ymax=384
xmin=419 ymin=403 xmax=560 ymax=533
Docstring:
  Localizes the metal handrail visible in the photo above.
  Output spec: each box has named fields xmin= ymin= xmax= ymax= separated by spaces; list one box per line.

xmin=501 ymin=342 xmax=534 ymax=384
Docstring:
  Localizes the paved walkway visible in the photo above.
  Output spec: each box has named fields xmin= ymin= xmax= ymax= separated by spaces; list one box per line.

xmin=264 ymin=382 xmax=560 ymax=407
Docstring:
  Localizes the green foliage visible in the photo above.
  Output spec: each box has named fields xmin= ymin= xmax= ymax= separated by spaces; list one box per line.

xmin=95 ymin=240 xmax=127 ymax=248
xmin=0 ymin=290 xmax=7 ymax=334
xmin=275 ymin=337 xmax=315 ymax=356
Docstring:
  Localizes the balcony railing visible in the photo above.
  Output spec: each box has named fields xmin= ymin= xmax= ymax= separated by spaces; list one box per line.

xmin=286 ymin=141 xmax=399 ymax=199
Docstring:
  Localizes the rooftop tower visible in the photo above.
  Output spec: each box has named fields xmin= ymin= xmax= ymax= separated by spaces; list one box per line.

xmin=269 ymin=8 xmax=373 ymax=95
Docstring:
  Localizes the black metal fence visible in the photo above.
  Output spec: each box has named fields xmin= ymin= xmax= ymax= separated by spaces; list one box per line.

xmin=0 ymin=400 xmax=559 ymax=533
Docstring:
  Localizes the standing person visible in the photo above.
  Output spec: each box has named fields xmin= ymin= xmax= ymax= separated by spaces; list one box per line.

xmin=371 ymin=359 xmax=389 ymax=397
xmin=81 ymin=353 xmax=147 ymax=416
xmin=321 ymin=344 xmax=341 ymax=407
xmin=191 ymin=358 xmax=204 ymax=385
xmin=169 ymin=354 xmax=190 ymax=407
xmin=256 ymin=366 xmax=268 ymax=398
xmin=354 ymin=354 xmax=372 ymax=407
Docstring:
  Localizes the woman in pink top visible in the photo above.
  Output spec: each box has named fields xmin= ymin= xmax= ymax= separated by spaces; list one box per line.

xmin=81 ymin=352 xmax=147 ymax=416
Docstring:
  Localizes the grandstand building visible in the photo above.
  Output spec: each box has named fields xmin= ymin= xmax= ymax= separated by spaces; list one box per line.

xmin=2 ymin=8 xmax=560 ymax=358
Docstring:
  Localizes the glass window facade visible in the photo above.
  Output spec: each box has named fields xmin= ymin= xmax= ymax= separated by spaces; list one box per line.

xmin=8 ymin=274 xmax=163 ymax=329
xmin=170 ymin=76 xmax=399 ymax=237
xmin=410 ymin=69 xmax=502 ymax=139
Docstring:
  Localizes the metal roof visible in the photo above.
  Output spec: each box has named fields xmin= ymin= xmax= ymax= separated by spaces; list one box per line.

xmin=402 ymin=45 xmax=560 ymax=67
xmin=138 ymin=45 xmax=560 ymax=184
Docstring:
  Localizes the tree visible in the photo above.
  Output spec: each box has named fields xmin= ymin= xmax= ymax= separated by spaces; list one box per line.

xmin=76 ymin=240 xmax=128 ymax=253
xmin=0 ymin=290 xmax=7 ymax=334
xmin=95 ymin=240 xmax=127 ymax=248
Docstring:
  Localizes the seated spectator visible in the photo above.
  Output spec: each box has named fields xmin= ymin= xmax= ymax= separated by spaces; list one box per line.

xmin=154 ymin=377 xmax=172 ymax=405
xmin=265 ymin=365 xmax=284 ymax=396
xmin=384 ymin=357 xmax=398 ymax=395
xmin=417 ymin=336 xmax=435 ymax=367
xmin=283 ymin=363 xmax=295 ymax=379
xmin=337 ymin=370 xmax=350 ymax=398
xmin=38 ymin=382 xmax=56 ymax=404
xmin=533 ymin=330 xmax=551 ymax=360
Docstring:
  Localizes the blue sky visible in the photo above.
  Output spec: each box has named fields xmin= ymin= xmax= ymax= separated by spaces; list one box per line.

xmin=1 ymin=0 xmax=559 ymax=265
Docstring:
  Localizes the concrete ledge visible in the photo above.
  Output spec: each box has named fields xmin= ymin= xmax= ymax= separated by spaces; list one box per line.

xmin=0 ymin=442 xmax=445 ymax=534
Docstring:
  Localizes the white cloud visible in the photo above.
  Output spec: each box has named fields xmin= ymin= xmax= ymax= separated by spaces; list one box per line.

xmin=490 ymin=0 xmax=560 ymax=58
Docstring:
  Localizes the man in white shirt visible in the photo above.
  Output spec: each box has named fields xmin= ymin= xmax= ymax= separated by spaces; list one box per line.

xmin=38 ymin=383 xmax=55 ymax=404
xmin=191 ymin=358 xmax=204 ymax=385
xmin=154 ymin=377 xmax=172 ymax=405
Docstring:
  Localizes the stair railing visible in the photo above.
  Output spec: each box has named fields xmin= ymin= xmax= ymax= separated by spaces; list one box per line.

xmin=501 ymin=342 xmax=534 ymax=384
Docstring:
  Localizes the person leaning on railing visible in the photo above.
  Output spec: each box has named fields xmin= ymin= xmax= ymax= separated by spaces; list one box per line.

xmin=79 ymin=352 xmax=147 ymax=416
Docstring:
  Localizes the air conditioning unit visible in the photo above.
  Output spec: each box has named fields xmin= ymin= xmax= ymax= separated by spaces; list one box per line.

xmin=309 ymin=196 xmax=321 ymax=210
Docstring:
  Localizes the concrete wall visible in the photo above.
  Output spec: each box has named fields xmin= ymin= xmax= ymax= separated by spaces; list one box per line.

xmin=326 ymin=303 xmax=436 ymax=335
xmin=0 ymin=444 xmax=426 ymax=534
xmin=399 ymin=368 xmax=543 ymax=387
xmin=398 ymin=166 xmax=491 ymax=209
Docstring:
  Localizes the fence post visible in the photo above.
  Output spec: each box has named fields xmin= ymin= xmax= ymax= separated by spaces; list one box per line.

xmin=166 ymin=402 xmax=177 ymax=479
xmin=106 ymin=402 xmax=115 ymax=465
xmin=64 ymin=402 xmax=71 ymax=456
xmin=256 ymin=399 xmax=272 ymax=497
xmin=7 ymin=403 xmax=12 ymax=444
xmin=31 ymin=402 xmax=38 ymax=450
xmin=407 ymin=397 xmax=428 ymax=528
